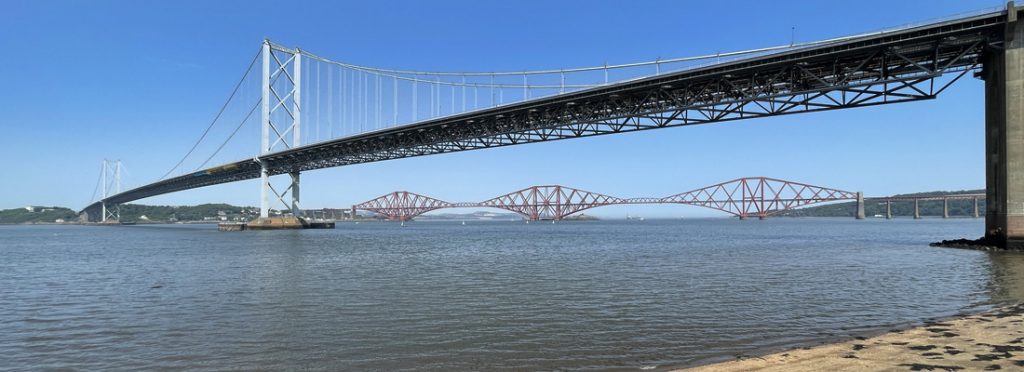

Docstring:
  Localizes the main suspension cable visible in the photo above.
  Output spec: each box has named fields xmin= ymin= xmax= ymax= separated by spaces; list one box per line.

xmin=159 ymin=45 xmax=262 ymax=180
xmin=89 ymin=164 xmax=103 ymax=203
xmin=195 ymin=98 xmax=262 ymax=170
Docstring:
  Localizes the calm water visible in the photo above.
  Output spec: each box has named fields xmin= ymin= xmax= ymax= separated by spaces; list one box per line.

xmin=2 ymin=218 xmax=1023 ymax=371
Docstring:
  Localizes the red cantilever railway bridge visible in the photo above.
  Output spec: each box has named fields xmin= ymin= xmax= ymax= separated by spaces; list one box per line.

xmin=351 ymin=177 xmax=864 ymax=221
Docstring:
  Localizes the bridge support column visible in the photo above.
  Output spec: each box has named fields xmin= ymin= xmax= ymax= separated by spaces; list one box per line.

xmin=259 ymin=40 xmax=272 ymax=219
xmin=290 ymin=171 xmax=301 ymax=217
xmin=260 ymin=165 xmax=270 ymax=218
xmin=943 ymin=198 xmax=950 ymax=219
xmin=350 ymin=206 xmax=356 ymax=220
xmin=984 ymin=4 xmax=1024 ymax=248
xmin=975 ymin=197 xmax=981 ymax=218
xmin=855 ymin=192 xmax=865 ymax=220
xmin=256 ymin=39 xmax=303 ymax=223
xmin=102 ymin=202 xmax=120 ymax=223
xmin=914 ymin=199 xmax=921 ymax=219
xmin=886 ymin=200 xmax=892 ymax=219
xmin=99 ymin=159 xmax=121 ymax=223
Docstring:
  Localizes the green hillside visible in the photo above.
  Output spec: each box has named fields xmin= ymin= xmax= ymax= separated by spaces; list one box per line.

xmin=117 ymin=203 xmax=258 ymax=222
xmin=0 ymin=207 xmax=78 ymax=224
xmin=778 ymin=189 xmax=985 ymax=218
xmin=0 ymin=204 xmax=260 ymax=224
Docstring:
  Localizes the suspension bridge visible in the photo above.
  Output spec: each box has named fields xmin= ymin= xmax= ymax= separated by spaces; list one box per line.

xmin=81 ymin=4 xmax=1024 ymax=246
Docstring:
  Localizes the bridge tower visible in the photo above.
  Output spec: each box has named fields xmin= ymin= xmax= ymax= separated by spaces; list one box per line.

xmin=985 ymin=3 xmax=1024 ymax=247
xmin=100 ymin=159 xmax=122 ymax=223
xmin=258 ymin=39 xmax=303 ymax=220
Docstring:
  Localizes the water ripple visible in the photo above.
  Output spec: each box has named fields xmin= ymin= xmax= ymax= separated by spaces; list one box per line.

xmin=0 ymin=219 xmax=1018 ymax=370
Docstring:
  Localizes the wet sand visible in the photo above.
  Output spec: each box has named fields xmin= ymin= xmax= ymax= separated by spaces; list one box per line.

xmin=677 ymin=304 xmax=1024 ymax=371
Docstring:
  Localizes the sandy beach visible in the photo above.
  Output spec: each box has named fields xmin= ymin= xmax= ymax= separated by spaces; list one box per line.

xmin=677 ymin=304 xmax=1024 ymax=371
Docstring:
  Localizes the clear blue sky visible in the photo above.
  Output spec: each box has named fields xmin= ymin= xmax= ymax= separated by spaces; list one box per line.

xmin=0 ymin=0 xmax=1007 ymax=217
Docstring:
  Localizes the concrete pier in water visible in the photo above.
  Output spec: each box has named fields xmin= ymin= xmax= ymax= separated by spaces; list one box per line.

xmin=985 ymin=4 xmax=1024 ymax=248
xmin=218 ymin=216 xmax=335 ymax=231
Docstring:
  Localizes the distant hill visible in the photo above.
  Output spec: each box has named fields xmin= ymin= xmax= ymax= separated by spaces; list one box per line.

xmin=0 ymin=204 xmax=260 ymax=224
xmin=0 ymin=206 xmax=78 ymax=224
xmin=117 ymin=203 xmax=258 ymax=222
xmin=778 ymin=189 xmax=985 ymax=218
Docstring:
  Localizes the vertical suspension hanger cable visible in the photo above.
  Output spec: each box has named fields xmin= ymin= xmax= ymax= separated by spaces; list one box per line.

xmin=393 ymin=76 xmax=398 ymax=126
xmin=357 ymin=71 xmax=361 ymax=132
xmin=560 ymin=69 xmax=565 ymax=94
xmin=348 ymin=69 xmax=354 ymax=133
xmin=522 ymin=73 xmax=527 ymax=101
xmin=340 ymin=65 xmax=346 ymax=138
xmin=328 ymin=64 xmax=334 ymax=139
xmin=353 ymin=70 xmax=358 ymax=133
xmin=356 ymin=71 xmax=361 ymax=132
xmin=315 ymin=60 xmax=321 ymax=142
xmin=302 ymin=58 xmax=308 ymax=145
xmin=366 ymin=71 xmax=370 ymax=132
xmin=377 ymin=72 xmax=382 ymax=129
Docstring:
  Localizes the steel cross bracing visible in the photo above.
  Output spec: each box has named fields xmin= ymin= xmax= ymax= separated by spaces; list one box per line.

xmin=354 ymin=191 xmax=456 ymax=222
xmin=660 ymin=177 xmax=860 ymax=219
xmin=80 ymin=8 xmax=1015 ymax=219
xmin=478 ymin=185 xmax=624 ymax=221
xmin=351 ymin=177 xmax=860 ymax=221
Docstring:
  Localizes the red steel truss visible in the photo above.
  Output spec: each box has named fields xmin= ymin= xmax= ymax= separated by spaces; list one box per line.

xmin=352 ymin=191 xmax=454 ymax=221
xmin=351 ymin=177 xmax=858 ymax=221
xmin=478 ymin=185 xmax=624 ymax=221
xmin=660 ymin=177 xmax=859 ymax=219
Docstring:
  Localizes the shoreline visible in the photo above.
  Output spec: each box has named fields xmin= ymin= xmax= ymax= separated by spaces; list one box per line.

xmin=673 ymin=303 xmax=1024 ymax=371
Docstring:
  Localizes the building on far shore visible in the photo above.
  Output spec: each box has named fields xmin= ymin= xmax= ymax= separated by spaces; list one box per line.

xmin=24 ymin=206 xmax=56 ymax=213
